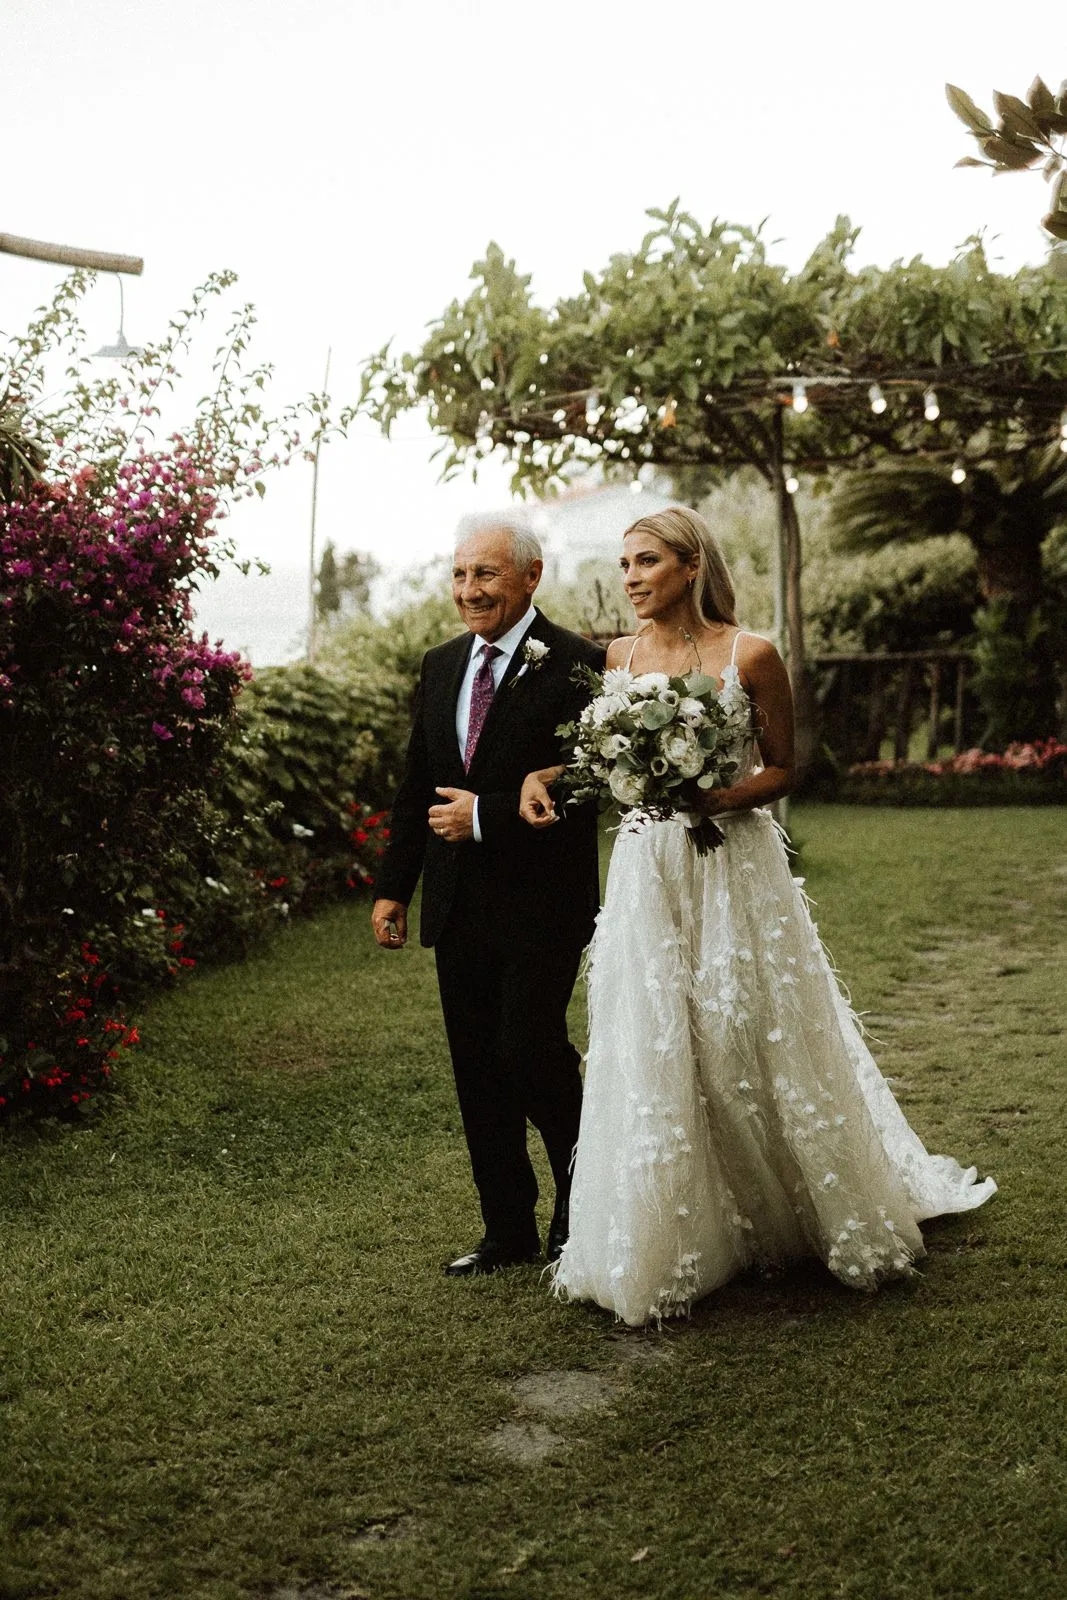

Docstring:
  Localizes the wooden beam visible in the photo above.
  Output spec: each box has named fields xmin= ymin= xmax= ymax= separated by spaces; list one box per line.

xmin=0 ymin=233 xmax=143 ymax=275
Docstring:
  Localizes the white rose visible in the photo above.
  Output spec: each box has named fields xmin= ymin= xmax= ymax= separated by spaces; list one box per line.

xmin=661 ymin=726 xmax=705 ymax=779
xmin=599 ymin=732 xmax=632 ymax=759
xmin=609 ymin=768 xmax=647 ymax=806
xmin=678 ymin=697 xmax=705 ymax=725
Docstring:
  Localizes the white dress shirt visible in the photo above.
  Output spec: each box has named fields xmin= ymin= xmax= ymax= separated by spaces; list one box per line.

xmin=455 ymin=604 xmax=538 ymax=842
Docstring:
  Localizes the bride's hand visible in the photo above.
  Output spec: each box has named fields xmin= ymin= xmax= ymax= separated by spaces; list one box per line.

xmin=695 ymin=784 xmax=741 ymax=816
xmin=520 ymin=767 xmax=562 ymax=828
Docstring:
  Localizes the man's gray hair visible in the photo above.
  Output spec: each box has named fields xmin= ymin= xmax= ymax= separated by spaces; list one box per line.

xmin=454 ymin=511 xmax=543 ymax=571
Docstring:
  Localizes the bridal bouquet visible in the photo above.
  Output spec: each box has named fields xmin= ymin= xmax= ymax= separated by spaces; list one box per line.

xmin=556 ymin=665 xmax=750 ymax=854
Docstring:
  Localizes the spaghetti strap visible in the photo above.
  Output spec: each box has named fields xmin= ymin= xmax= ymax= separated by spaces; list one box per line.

xmin=729 ymin=628 xmax=749 ymax=667
xmin=625 ymin=635 xmax=640 ymax=670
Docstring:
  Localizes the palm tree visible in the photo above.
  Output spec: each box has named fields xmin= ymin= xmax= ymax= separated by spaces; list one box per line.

xmin=830 ymin=450 xmax=1067 ymax=745
xmin=0 ymin=390 xmax=46 ymax=504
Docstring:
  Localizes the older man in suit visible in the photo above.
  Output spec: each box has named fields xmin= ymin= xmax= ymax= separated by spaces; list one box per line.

xmin=372 ymin=521 xmax=604 ymax=1276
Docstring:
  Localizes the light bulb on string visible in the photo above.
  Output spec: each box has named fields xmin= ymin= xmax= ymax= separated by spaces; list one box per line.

xmin=1060 ymin=410 xmax=1067 ymax=438
xmin=791 ymin=382 xmax=808 ymax=415
xmin=785 ymin=475 xmax=799 ymax=495
xmin=629 ymin=477 xmax=643 ymax=495
xmin=585 ymin=390 xmax=601 ymax=426
xmin=951 ymin=461 xmax=967 ymax=485
xmin=868 ymin=384 xmax=887 ymax=415
xmin=924 ymin=389 xmax=940 ymax=422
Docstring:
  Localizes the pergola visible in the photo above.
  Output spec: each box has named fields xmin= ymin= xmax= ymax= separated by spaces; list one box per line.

xmin=471 ymin=358 xmax=1067 ymax=696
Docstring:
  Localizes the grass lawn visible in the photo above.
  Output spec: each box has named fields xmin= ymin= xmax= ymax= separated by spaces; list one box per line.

xmin=2 ymin=805 xmax=1066 ymax=1600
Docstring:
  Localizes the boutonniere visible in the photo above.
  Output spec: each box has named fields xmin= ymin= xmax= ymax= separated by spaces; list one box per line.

xmin=511 ymin=638 xmax=550 ymax=686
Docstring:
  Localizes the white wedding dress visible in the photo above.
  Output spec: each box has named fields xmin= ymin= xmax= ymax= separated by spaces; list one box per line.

xmin=552 ymin=635 xmax=996 ymax=1327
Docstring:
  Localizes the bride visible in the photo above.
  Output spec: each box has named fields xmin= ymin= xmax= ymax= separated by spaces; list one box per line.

xmin=519 ymin=506 xmax=995 ymax=1327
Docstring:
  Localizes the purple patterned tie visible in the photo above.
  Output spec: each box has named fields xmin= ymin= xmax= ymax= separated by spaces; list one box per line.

xmin=464 ymin=643 xmax=500 ymax=771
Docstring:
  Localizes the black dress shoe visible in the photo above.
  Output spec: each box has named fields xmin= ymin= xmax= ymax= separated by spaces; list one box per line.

xmin=546 ymin=1191 xmax=570 ymax=1262
xmin=444 ymin=1235 xmax=541 ymax=1278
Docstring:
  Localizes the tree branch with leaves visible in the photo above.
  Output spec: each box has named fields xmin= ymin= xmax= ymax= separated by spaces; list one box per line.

xmin=947 ymin=76 xmax=1067 ymax=241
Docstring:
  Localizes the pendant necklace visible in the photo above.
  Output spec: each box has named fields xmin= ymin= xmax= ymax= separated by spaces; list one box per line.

xmin=679 ymin=627 xmax=702 ymax=670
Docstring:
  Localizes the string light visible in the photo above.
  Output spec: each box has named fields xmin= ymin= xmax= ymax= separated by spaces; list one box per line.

xmin=629 ymin=478 xmax=643 ymax=494
xmin=924 ymin=389 xmax=940 ymax=422
xmin=785 ymin=475 xmax=799 ymax=495
xmin=868 ymin=384 xmax=887 ymax=414
xmin=791 ymin=382 xmax=808 ymax=415
xmin=1060 ymin=410 xmax=1067 ymax=437
xmin=585 ymin=390 xmax=601 ymax=425
xmin=951 ymin=461 xmax=966 ymax=484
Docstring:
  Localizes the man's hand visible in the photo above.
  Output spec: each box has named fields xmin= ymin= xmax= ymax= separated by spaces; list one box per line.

xmin=372 ymin=898 xmax=408 ymax=949
xmin=428 ymin=787 xmax=476 ymax=843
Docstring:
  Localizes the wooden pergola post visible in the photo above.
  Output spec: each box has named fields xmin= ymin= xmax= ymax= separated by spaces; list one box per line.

xmin=0 ymin=234 xmax=143 ymax=276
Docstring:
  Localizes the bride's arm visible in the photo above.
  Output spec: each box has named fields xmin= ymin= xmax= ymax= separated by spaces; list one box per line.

xmin=520 ymin=634 xmax=634 ymax=827
xmin=519 ymin=764 xmax=566 ymax=826
xmin=700 ymin=635 xmax=795 ymax=813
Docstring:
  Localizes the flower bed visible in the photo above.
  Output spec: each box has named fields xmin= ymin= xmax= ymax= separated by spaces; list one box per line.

xmin=839 ymin=740 xmax=1067 ymax=805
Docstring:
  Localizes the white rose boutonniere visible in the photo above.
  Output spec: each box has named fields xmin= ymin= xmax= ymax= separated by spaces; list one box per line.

xmin=512 ymin=638 xmax=550 ymax=685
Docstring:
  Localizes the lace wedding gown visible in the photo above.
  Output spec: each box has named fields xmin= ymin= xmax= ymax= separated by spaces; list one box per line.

xmin=552 ymin=640 xmax=996 ymax=1327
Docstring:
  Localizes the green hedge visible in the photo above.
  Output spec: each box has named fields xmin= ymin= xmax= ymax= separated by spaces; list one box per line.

xmin=125 ymin=663 xmax=403 ymax=983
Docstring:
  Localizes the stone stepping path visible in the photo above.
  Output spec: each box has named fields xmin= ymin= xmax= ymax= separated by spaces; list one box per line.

xmin=483 ymin=1331 xmax=675 ymax=1464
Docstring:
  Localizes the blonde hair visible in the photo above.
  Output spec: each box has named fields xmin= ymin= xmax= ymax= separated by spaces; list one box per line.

xmin=623 ymin=505 xmax=737 ymax=626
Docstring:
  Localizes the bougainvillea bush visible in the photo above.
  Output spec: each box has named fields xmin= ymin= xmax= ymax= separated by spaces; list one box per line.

xmin=0 ymin=452 xmax=252 ymax=1115
xmin=0 ymin=272 xmax=363 ymax=1121
xmin=841 ymin=739 xmax=1067 ymax=805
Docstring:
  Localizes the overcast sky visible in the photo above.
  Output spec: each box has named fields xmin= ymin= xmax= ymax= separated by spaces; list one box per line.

xmin=3 ymin=0 xmax=1063 ymax=584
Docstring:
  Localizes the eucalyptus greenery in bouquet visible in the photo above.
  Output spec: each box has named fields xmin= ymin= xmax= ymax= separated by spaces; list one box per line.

xmin=556 ymin=664 xmax=751 ymax=854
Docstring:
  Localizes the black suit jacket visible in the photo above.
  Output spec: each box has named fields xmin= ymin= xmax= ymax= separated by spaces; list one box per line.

xmin=376 ymin=611 xmax=605 ymax=948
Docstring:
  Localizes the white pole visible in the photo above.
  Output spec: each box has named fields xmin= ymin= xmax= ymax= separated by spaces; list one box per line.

xmin=771 ymin=409 xmax=791 ymax=833
xmin=307 ymin=347 xmax=331 ymax=665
